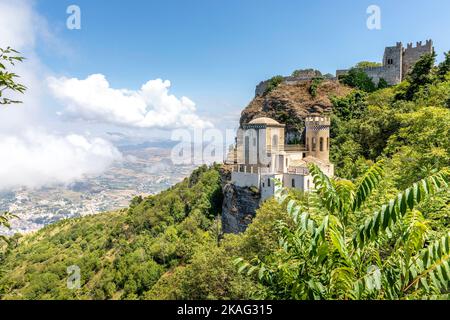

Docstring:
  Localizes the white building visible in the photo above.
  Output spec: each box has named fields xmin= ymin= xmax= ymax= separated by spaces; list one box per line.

xmin=227 ymin=116 xmax=334 ymax=201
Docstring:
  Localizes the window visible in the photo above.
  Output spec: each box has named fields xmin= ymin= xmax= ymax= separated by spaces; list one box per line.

xmin=320 ymin=137 xmax=324 ymax=151
xmin=272 ymin=135 xmax=278 ymax=151
xmin=387 ymin=58 xmax=394 ymax=65
xmin=306 ymin=138 xmax=309 ymax=151
xmin=262 ymin=182 xmax=265 ymax=187
xmin=245 ymin=136 xmax=250 ymax=164
xmin=286 ymin=158 xmax=288 ymax=167
xmin=312 ymin=137 xmax=316 ymax=151
xmin=292 ymin=179 xmax=295 ymax=188
xmin=268 ymin=178 xmax=271 ymax=187
xmin=327 ymin=137 xmax=329 ymax=151
xmin=307 ymin=179 xmax=310 ymax=190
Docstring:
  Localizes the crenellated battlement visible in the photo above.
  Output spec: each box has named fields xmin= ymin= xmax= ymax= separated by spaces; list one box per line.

xmin=305 ymin=116 xmax=331 ymax=126
xmin=405 ymin=39 xmax=433 ymax=51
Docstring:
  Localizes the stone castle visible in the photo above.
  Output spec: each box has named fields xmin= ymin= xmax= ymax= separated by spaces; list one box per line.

xmin=226 ymin=116 xmax=333 ymax=202
xmin=336 ymin=40 xmax=434 ymax=85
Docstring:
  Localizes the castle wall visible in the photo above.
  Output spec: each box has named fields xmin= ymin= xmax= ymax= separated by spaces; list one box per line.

xmin=364 ymin=65 xmax=401 ymax=85
xmin=336 ymin=40 xmax=433 ymax=86
xmin=402 ymin=40 xmax=433 ymax=78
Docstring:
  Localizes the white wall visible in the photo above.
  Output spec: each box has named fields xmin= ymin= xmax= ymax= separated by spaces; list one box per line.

xmin=283 ymin=173 xmax=305 ymax=190
xmin=231 ymin=171 xmax=260 ymax=188
xmin=260 ymin=174 xmax=283 ymax=201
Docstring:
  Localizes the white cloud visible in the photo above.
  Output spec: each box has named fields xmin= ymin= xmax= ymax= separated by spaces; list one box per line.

xmin=0 ymin=0 xmax=36 ymax=50
xmin=0 ymin=0 xmax=123 ymax=190
xmin=48 ymin=74 xmax=213 ymax=129
xmin=0 ymin=129 xmax=121 ymax=190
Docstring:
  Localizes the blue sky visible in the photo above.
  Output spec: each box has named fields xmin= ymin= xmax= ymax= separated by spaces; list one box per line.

xmin=0 ymin=0 xmax=449 ymax=190
xmin=35 ymin=0 xmax=450 ymax=123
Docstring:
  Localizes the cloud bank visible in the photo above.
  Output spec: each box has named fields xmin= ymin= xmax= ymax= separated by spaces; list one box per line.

xmin=48 ymin=74 xmax=213 ymax=129
xmin=0 ymin=130 xmax=121 ymax=190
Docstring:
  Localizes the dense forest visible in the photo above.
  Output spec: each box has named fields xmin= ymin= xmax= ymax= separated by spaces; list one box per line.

xmin=0 ymin=51 xmax=449 ymax=300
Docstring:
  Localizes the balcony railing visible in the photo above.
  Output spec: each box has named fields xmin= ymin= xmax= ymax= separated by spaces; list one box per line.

xmin=287 ymin=167 xmax=309 ymax=175
xmin=233 ymin=165 xmax=272 ymax=174
xmin=284 ymin=144 xmax=306 ymax=152
xmin=264 ymin=144 xmax=306 ymax=154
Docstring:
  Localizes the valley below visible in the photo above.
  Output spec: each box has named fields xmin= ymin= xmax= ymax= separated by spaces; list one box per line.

xmin=0 ymin=144 xmax=195 ymax=235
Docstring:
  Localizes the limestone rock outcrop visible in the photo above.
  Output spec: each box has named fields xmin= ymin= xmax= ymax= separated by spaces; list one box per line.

xmin=221 ymin=182 xmax=260 ymax=234
xmin=240 ymin=80 xmax=351 ymax=144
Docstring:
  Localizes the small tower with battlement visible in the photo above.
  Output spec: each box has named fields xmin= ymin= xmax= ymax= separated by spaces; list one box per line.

xmin=402 ymin=40 xmax=434 ymax=79
xmin=305 ymin=116 xmax=330 ymax=162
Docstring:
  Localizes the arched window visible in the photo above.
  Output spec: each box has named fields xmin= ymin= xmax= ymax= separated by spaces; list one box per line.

xmin=268 ymin=178 xmax=271 ymax=187
xmin=320 ymin=137 xmax=324 ymax=151
xmin=272 ymin=134 xmax=278 ymax=152
xmin=244 ymin=136 xmax=250 ymax=164
xmin=312 ymin=137 xmax=316 ymax=151
xmin=292 ymin=179 xmax=295 ymax=188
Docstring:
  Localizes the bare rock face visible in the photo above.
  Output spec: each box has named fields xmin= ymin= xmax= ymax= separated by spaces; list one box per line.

xmin=240 ymin=80 xmax=351 ymax=144
xmin=221 ymin=183 xmax=260 ymax=234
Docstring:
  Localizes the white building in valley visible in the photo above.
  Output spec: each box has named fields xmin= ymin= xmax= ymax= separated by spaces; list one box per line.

xmin=227 ymin=116 xmax=334 ymax=201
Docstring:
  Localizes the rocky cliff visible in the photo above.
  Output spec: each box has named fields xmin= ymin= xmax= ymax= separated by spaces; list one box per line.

xmin=221 ymin=182 xmax=260 ymax=234
xmin=240 ymin=79 xmax=351 ymax=143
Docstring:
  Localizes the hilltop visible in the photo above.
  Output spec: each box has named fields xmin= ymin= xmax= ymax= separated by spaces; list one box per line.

xmin=240 ymin=79 xmax=352 ymax=143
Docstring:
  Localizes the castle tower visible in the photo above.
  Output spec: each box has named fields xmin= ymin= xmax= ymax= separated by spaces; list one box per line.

xmin=402 ymin=39 xmax=434 ymax=79
xmin=305 ymin=116 xmax=330 ymax=162
xmin=382 ymin=42 xmax=403 ymax=84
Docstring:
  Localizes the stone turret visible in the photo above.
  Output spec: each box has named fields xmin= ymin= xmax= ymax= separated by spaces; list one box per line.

xmin=402 ymin=40 xmax=434 ymax=79
xmin=305 ymin=116 xmax=330 ymax=162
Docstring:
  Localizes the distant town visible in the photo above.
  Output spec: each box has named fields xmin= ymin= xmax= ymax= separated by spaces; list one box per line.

xmin=0 ymin=145 xmax=195 ymax=234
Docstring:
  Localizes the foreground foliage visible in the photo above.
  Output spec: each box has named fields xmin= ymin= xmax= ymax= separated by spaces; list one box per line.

xmin=0 ymin=47 xmax=26 ymax=105
xmin=237 ymin=164 xmax=449 ymax=299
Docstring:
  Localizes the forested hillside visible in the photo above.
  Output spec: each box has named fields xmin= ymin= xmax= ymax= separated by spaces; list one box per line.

xmin=0 ymin=51 xmax=449 ymax=300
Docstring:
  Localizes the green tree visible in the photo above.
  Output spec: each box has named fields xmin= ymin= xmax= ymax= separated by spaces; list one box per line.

xmin=339 ymin=68 xmax=376 ymax=92
xmin=437 ymin=50 xmax=450 ymax=81
xmin=237 ymin=163 xmax=450 ymax=299
xmin=396 ymin=51 xmax=437 ymax=101
xmin=331 ymin=91 xmax=367 ymax=121
xmin=0 ymin=212 xmax=16 ymax=244
xmin=377 ymin=78 xmax=389 ymax=90
xmin=264 ymin=76 xmax=284 ymax=95
xmin=0 ymin=47 xmax=26 ymax=105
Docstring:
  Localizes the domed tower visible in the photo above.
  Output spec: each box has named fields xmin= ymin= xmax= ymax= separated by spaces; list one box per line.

xmin=305 ymin=115 xmax=330 ymax=162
